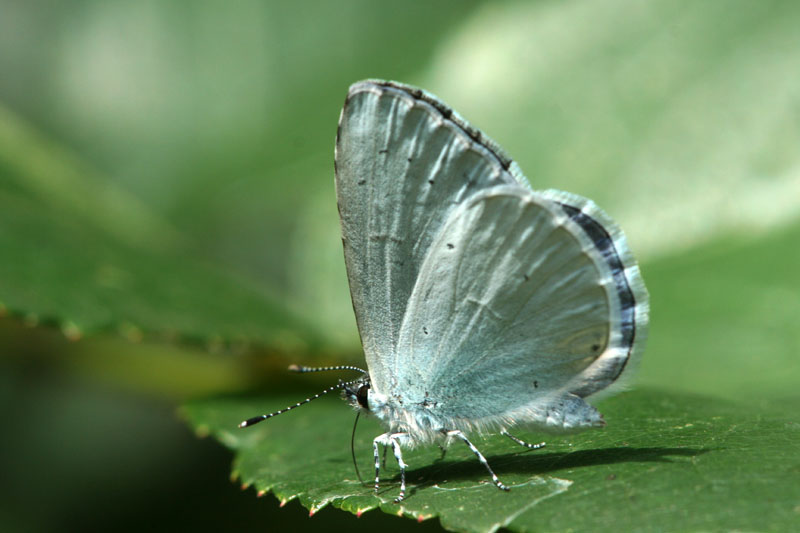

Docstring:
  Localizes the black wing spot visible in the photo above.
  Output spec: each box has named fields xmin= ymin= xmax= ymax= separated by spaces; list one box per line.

xmin=357 ymin=179 xmax=366 ymax=185
xmin=428 ymin=179 xmax=434 ymax=185
xmin=534 ymin=380 xmax=539 ymax=388
xmin=592 ymin=344 xmax=601 ymax=352
xmin=423 ymin=326 xmax=429 ymax=335
xmin=446 ymin=243 xmax=454 ymax=250
xmin=379 ymin=149 xmax=388 ymax=154
xmin=523 ymin=274 xmax=530 ymax=282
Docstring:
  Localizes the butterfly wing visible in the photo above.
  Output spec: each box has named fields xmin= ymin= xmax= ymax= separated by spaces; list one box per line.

xmin=394 ymin=185 xmax=649 ymax=428
xmin=335 ymin=80 xmax=530 ymax=393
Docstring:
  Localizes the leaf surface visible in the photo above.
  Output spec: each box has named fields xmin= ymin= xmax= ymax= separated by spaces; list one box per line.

xmin=183 ymin=389 xmax=800 ymax=532
xmin=0 ymin=106 xmax=315 ymax=348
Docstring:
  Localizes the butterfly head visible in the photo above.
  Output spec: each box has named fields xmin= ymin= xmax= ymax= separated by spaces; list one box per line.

xmin=343 ymin=376 xmax=371 ymax=411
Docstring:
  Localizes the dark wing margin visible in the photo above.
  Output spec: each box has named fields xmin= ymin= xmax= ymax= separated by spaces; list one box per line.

xmin=542 ymin=188 xmax=649 ymax=399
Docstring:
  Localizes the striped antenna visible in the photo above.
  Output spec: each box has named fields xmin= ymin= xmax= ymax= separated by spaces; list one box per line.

xmin=238 ymin=377 xmax=363 ymax=428
xmin=288 ymin=364 xmax=367 ymax=374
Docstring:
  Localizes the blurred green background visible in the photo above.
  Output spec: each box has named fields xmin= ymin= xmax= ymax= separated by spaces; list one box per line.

xmin=1 ymin=0 xmax=799 ymax=531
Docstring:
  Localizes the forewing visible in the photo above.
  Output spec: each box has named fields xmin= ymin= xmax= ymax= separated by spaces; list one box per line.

xmin=395 ymin=186 xmax=648 ymax=422
xmin=335 ymin=80 xmax=528 ymax=392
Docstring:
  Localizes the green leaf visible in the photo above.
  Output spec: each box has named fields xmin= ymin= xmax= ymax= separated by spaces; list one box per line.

xmin=0 ymin=105 xmax=317 ymax=349
xmin=182 ymin=389 xmax=800 ymax=532
xmin=640 ymin=219 xmax=800 ymax=402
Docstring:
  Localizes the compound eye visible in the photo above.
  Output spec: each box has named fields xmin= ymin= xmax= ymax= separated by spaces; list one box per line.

xmin=356 ymin=384 xmax=370 ymax=410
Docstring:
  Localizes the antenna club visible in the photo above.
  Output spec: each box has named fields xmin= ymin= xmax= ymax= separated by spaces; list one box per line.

xmin=239 ymin=415 xmax=267 ymax=428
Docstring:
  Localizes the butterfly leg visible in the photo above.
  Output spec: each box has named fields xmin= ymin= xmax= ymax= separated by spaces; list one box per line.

xmin=501 ymin=429 xmax=546 ymax=450
xmin=373 ymin=432 xmax=409 ymax=503
xmin=447 ymin=430 xmax=509 ymax=491
xmin=437 ymin=444 xmax=447 ymax=461
xmin=372 ymin=435 xmax=386 ymax=494
xmin=388 ymin=435 xmax=409 ymax=502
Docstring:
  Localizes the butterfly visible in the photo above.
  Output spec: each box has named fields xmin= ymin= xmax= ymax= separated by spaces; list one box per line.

xmin=241 ymin=79 xmax=649 ymax=503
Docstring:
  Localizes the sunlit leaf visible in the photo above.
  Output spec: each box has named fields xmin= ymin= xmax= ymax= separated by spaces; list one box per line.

xmin=183 ymin=389 xmax=800 ymax=532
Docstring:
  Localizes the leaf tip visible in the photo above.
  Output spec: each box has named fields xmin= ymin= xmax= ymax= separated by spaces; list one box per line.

xmin=61 ymin=321 xmax=82 ymax=341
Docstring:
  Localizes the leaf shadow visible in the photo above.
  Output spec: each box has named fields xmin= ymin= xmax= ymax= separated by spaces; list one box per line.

xmin=387 ymin=445 xmax=711 ymax=496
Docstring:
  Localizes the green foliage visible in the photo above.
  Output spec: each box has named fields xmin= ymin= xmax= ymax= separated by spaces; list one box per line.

xmin=2 ymin=0 xmax=800 ymax=531
xmin=183 ymin=389 xmax=800 ymax=532
xmin=0 ymin=106 xmax=315 ymax=348
xmin=641 ymin=220 xmax=800 ymax=402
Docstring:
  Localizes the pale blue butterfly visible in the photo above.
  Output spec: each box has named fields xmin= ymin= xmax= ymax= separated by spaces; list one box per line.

xmin=241 ymin=80 xmax=649 ymax=502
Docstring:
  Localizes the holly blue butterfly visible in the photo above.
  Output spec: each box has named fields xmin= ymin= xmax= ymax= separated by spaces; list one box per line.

xmin=241 ymin=80 xmax=649 ymax=503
